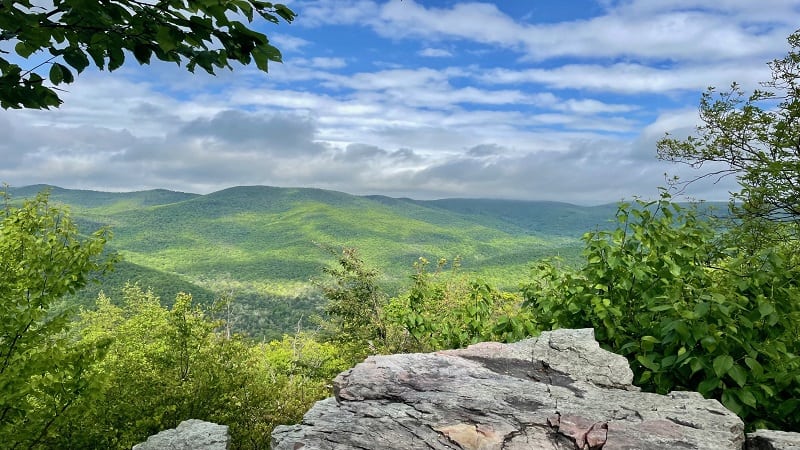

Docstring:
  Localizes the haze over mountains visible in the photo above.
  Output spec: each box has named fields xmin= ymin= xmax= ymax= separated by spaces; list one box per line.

xmin=9 ymin=184 xmax=721 ymax=337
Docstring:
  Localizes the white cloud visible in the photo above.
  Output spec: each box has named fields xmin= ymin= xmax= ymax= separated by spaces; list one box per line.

xmin=309 ymin=57 xmax=348 ymax=69
xmin=6 ymin=0 xmax=794 ymax=203
xmin=298 ymin=0 xmax=796 ymax=63
xmin=270 ymin=33 xmax=312 ymax=53
xmin=419 ymin=48 xmax=453 ymax=58
xmin=478 ymin=62 xmax=771 ymax=93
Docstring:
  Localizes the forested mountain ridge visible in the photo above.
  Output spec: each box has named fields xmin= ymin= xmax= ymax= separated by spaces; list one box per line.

xmin=6 ymin=184 xmax=724 ymax=338
xmin=8 ymin=184 xmax=618 ymax=283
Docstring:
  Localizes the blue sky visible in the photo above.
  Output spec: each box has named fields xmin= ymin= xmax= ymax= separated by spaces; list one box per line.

xmin=1 ymin=0 xmax=799 ymax=204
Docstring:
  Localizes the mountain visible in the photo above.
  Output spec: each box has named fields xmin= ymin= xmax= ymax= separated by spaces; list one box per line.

xmin=5 ymin=184 xmax=674 ymax=337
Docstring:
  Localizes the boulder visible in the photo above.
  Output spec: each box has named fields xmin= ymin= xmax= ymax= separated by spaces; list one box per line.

xmin=272 ymin=328 xmax=746 ymax=449
xmin=132 ymin=419 xmax=229 ymax=450
xmin=747 ymin=429 xmax=800 ymax=449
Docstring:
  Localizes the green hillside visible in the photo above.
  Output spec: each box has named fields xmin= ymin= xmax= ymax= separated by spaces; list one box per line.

xmin=7 ymin=184 xmax=628 ymax=337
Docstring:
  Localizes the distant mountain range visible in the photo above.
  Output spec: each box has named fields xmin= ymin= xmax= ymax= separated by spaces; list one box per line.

xmin=7 ymin=184 xmax=725 ymax=338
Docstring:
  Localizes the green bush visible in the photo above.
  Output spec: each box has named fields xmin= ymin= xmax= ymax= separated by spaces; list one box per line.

xmin=523 ymin=194 xmax=800 ymax=430
xmin=385 ymin=257 xmax=535 ymax=352
xmin=72 ymin=284 xmax=347 ymax=449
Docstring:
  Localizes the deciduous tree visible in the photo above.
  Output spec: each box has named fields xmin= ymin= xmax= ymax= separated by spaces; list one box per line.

xmin=658 ymin=29 xmax=800 ymax=237
xmin=0 ymin=189 xmax=115 ymax=448
xmin=0 ymin=0 xmax=295 ymax=109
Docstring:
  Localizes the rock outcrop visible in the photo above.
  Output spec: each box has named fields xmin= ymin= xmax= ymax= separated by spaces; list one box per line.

xmin=747 ymin=430 xmax=800 ymax=450
xmin=272 ymin=328 xmax=747 ymax=449
xmin=132 ymin=419 xmax=229 ymax=450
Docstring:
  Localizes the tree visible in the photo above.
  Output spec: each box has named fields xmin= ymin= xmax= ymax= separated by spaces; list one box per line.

xmin=74 ymin=284 xmax=347 ymax=449
xmin=658 ymin=29 xmax=800 ymax=236
xmin=0 ymin=189 xmax=115 ymax=448
xmin=315 ymin=246 xmax=389 ymax=362
xmin=386 ymin=256 xmax=533 ymax=352
xmin=0 ymin=0 xmax=295 ymax=109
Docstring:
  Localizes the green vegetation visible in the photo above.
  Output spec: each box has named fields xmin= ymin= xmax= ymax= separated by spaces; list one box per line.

xmin=522 ymin=31 xmax=800 ymax=431
xmin=522 ymin=195 xmax=800 ymax=430
xmin=69 ymin=284 xmax=345 ymax=449
xmin=0 ymin=0 xmax=294 ymax=109
xmin=0 ymin=191 xmax=115 ymax=448
xmin=5 ymin=28 xmax=800 ymax=450
xmin=659 ymin=29 xmax=800 ymax=233
xmin=7 ymin=184 xmax=614 ymax=339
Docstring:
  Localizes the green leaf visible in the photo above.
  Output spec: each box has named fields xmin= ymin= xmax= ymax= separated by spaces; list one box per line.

xmin=63 ymin=47 xmax=90 ymax=73
xmin=15 ymin=41 xmax=36 ymax=58
xmin=636 ymin=354 xmax=660 ymax=371
xmin=727 ymin=364 xmax=748 ymax=387
xmin=108 ymin=46 xmax=125 ymax=71
xmin=156 ymin=27 xmax=180 ymax=53
xmin=758 ymin=302 xmax=775 ymax=318
xmin=712 ymin=355 xmax=734 ymax=378
xmin=133 ymin=44 xmax=153 ymax=64
xmin=744 ymin=357 xmax=763 ymax=378
xmin=50 ymin=63 xmax=75 ymax=84
xmin=49 ymin=64 xmax=64 ymax=85
xmin=721 ymin=390 xmax=742 ymax=415
xmin=697 ymin=377 xmax=720 ymax=395
xmin=734 ymin=389 xmax=757 ymax=408
xmin=86 ymin=45 xmax=106 ymax=70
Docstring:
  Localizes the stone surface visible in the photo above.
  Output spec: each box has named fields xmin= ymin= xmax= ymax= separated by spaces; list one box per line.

xmin=132 ymin=419 xmax=230 ymax=450
xmin=747 ymin=430 xmax=800 ymax=449
xmin=272 ymin=328 xmax=746 ymax=450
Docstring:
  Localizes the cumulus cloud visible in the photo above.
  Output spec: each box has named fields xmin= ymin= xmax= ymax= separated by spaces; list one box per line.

xmin=3 ymin=0 xmax=793 ymax=203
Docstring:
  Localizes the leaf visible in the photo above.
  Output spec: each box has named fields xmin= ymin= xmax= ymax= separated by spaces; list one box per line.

xmin=734 ymin=389 xmax=757 ymax=408
xmin=15 ymin=41 xmax=36 ymax=58
xmin=758 ymin=302 xmax=775 ymax=318
xmin=108 ymin=40 xmax=125 ymax=71
xmin=86 ymin=45 xmax=106 ymax=70
xmin=636 ymin=354 xmax=660 ymax=371
xmin=721 ymin=390 xmax=743 ymax=415
xmin=49 ymin=64 xmax=63 ymax=85
xmin=693 ymin=302 xmax=710 ymax=318
xmin=744 ymin=357 xmax=763 ymax=378
xmin=727 ymin=364 xmax=748 ymax=387
xmin=712 ymin=355 xmax=734 ymax=378
xmin=133 ymin=44 xmax=153 ymax=64
xmin=156 ymin=26 xmax=181 ymax=53
xmin=697 ymin=377 xmax=720 ymax=395
xmin=63 ymin=47 xmax=90 ymax=73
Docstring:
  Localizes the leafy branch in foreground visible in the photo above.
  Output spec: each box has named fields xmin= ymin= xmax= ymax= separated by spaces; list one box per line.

xmin=658 ymin=29 xmax=800 ymax=237
xmin=0 ymin=0 xmax=295 ymax=109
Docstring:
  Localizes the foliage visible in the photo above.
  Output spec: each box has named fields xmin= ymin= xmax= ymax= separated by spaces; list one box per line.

xmin=0 ymin=0 xmax=295 ymax=109
xmin=72 ymin=283 xmax=346 ymax=449
xmin=386 ymin=257 xmax=534 ymax=352
xmin=658 ymin=29 xmax=800 ymax=238
xmin=315 ymin=246 xmax=390 ymax=363
xmin=522 ymin=194 xmax=800 ymax=430
xmin=0 ymin=189 xmax=115 ymax=449
xmin=7 ymin=184 xmax=588 ymax=330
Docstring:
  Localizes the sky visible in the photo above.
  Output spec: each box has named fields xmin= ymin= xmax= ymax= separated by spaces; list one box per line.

xmin=1 ymin=0 xmax=799 ymax=204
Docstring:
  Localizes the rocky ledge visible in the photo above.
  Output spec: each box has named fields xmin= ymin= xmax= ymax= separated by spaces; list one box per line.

xmin=272 ymin=328 xmax=748 ymax=449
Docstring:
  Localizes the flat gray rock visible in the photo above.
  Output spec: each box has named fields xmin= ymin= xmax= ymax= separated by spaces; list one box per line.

xmin=133 ymin=419 xmax=229 ymax=450
xmin=747 ymin=429 xmax=800 ymax=449
xmin=272 ymin=328 xmax=745 ymax=449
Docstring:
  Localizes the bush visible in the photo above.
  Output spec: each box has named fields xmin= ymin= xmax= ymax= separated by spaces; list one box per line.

xmin=523 ymin=194 xmax=800 ymax=430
